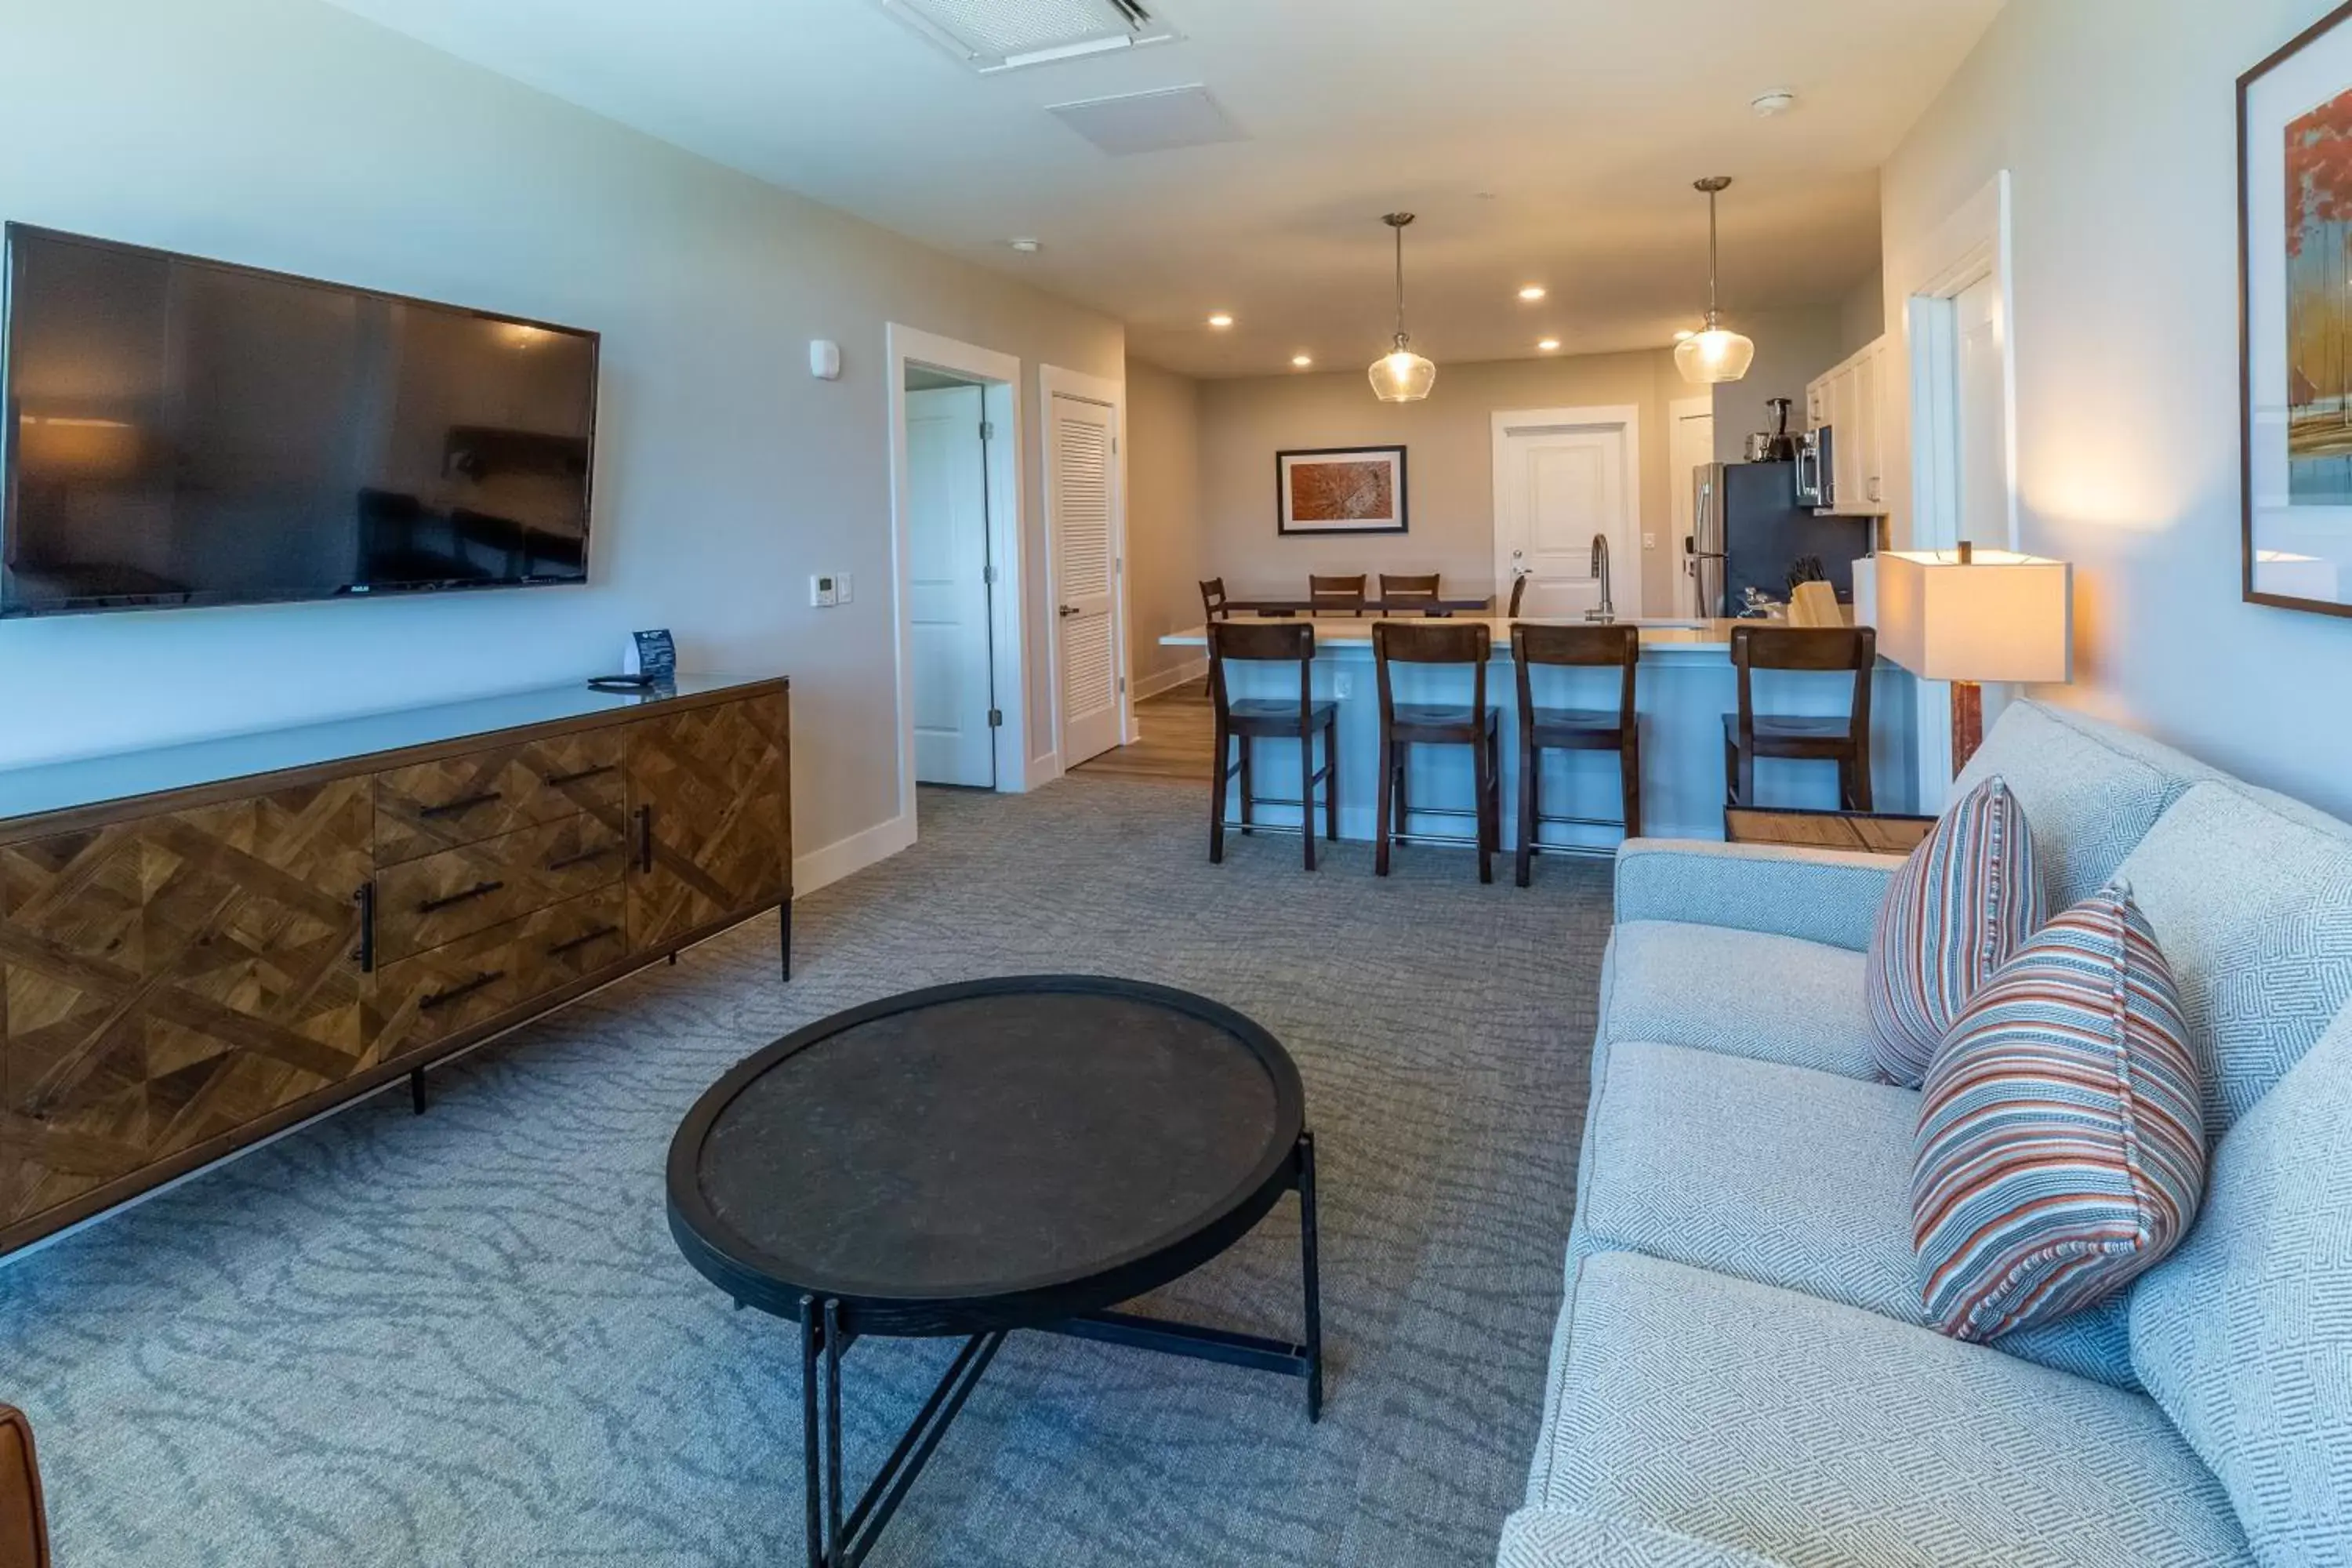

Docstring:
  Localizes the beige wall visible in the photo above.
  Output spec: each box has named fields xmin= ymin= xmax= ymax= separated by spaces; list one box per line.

xmin=0 ymin=0 xmax=1123 ymax=872
xmin=1711 ymin=307 xmax=1848 ymax=462
xmin=1196 ymin=351 xmax=1697 ymax=617
xmin=1123 ymin=358 xmax=1206 ymax=687
xmin=1840 ymin=265 xmax=1888 ymax=358
xmin=1879 ymin=0 xmax=2352 ymax=817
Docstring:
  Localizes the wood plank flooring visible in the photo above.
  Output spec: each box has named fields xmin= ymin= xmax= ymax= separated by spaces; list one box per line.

xmin=1072 ymin=685 xmax=1215 ymax=784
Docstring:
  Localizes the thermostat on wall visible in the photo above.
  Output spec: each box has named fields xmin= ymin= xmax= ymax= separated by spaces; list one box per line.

xmin=810 ymin=339 xmax=842 ymax=380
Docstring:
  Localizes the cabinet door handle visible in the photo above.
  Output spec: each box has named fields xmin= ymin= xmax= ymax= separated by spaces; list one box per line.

xmin=420 ymin=789 xmax=503 ymax=820
xmin=546 ymin=845 xmax=617 ymax=873
xmin=548 ymin=924 xmax=622 ymax=959
xmin=543 ymin=764 xmax=615 ymax=788
xmin=418 ymin=879 xmax=505 ymax=915
xmin=636 ymin=805 xmax=655 ymax=874
xmin=419 ymin=970 xmax=506 ymax=1011
xmin=352 ymin=882 xmax=377 ymax=974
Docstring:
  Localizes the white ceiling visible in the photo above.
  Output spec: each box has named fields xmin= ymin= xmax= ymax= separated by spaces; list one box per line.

xmin=321 ymin=0 xmax=2003 ymax=377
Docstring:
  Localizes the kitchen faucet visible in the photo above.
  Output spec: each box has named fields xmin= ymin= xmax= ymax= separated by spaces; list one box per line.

xmin=1585 ymin=533 xmax=1615 ymax=622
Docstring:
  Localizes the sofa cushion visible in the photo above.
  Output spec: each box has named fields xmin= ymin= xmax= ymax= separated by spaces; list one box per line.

xmin=1956 ymin=700 xmax=2217 ymax=909
xmin=1498 ymin=1506 xmax=1787 ymax=1568
xmin=1573 ymin=1039 xmax=2136 ymax=1388
xmin=1602 ymin=922 xmax=1874 ymax=1079
xmin=1866 ymin=775 xmax=2045 ymax=1087
xmin=1915 ymin=884 xmax=2205 ymax=1341
xmin=1528 ymin=1252 xmax=2252 ymax=1568
xmin=2130 ymin=1000 xmax=2352 ymax=1565
xmin=2112 ymin=781 xmax=2352 ymax=1138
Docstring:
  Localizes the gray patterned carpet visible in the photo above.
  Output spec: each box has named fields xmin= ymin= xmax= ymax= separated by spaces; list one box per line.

xmin=1 ymin=775 xmax=1607 ymax=1566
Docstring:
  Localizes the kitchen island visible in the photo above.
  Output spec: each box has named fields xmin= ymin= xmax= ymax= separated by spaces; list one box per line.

xmin=1158 ymin=617 xmax=1918 ymax=853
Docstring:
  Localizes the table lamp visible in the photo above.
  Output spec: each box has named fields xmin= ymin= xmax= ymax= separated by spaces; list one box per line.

xmin=1872 ymin=544 xmax=2072 ymax=772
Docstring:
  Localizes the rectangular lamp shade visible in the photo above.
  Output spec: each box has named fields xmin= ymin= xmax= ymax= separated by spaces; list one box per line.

xmin=1873 ymin=549 xmax=2073 ymax=685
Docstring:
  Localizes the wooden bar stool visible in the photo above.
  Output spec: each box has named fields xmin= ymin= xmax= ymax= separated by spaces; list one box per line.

xmin=1723 ymin=624 xmax=1876 ymax=812
xmin=1374 ymin=621 xmax=1501 ymax=884
xmin=1507 ymin=573 xmax=1530 ymax=617
xmin=1512 ymin=623 xmax=1641 ymax=887
xmin=1209 ymin=621 xmax=1340 ymax=870
xmin=1199 ymin=578 xmax=1235 ymax=695
xmin=1378 ymin=573 xmax=1440 ymax=615
xmin=1308 ymin=575 xmax=1367 ymax=617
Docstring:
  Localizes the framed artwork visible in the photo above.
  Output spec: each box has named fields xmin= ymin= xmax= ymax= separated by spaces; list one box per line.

xmin=1276 ymin=446 xmax=1409 ymax=535
xmin=2242 ymin=2 xmax=2352 ymax=617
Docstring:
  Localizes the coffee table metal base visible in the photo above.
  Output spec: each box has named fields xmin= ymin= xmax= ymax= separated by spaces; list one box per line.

xmin=793 ymin=1131 xmax=1323 ymax=1568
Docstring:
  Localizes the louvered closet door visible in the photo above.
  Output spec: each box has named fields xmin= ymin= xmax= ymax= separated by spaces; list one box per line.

xmin=1051 ymin=392 xmax=1122 ymax=767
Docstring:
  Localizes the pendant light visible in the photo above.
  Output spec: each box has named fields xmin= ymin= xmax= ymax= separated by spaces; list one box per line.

xmin=1368 ymin=212 xmax=1436 ymax=402
xmin=1675 ymin=176 xmax=1756 ymax=385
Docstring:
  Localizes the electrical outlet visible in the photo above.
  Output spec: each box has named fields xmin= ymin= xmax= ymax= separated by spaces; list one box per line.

xmin=1333 ymin=671 xmax=1353 ymax=699
xmin=1642 ymin=532 xmax=1658 ymax=550
xmin=835 ymin=572 xmax=854 ymax=605
xmin=810 ymin=574 xmax=837 ymax=608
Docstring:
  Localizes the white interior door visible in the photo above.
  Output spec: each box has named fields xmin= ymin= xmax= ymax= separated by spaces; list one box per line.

xmin=907 ymin=385 xmax=995 ymax=786
xmin=1955 ymin=274 xmax=2008 ymax=548
xmin=1668 ymin=397 xmax=1715 ymax=616
xmin=1051 ymin=392 xmax=1122 ymax=767
xmin=1495 ymin=421 xmax=1634 ymax=618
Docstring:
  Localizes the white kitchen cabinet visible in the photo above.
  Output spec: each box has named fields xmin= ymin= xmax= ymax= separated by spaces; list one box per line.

xmin=1805 ymin=335 xmax=1891 ymax=517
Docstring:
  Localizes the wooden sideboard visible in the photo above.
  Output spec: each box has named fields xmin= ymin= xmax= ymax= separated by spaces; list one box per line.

xmin=0 ymin=674 xmax=791 ymax=1256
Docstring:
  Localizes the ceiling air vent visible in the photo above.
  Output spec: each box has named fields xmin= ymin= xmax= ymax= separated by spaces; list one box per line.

xmin=873 ymin=0 xmax=1181 ymax=74
xmin=1049 ymin=85 xmax=1244 ymax=156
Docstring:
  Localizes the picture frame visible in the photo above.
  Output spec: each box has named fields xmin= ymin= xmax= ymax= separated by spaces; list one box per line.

xmin=1275 ymin=446 xmax=1409 ymax=535
xmin=2241 ymin=1 xmax=2352 ymax=619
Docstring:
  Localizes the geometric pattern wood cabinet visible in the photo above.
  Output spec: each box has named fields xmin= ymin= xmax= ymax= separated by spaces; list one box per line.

xmin=0 ymin=677 xmax=789 ymax=1254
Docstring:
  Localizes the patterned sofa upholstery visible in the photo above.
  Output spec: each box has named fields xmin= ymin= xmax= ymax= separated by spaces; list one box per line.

xmin=1503 ymin=700 xmax=2352 ymax=1567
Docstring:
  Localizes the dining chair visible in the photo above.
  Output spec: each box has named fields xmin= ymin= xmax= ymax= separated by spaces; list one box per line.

xmin=1308 ymin=575 xmax=1367 ymax=617
xmin=1378 ymin=573 xmax=1441 ymax=617
xmin=1507 ymin=573 xmax=1530 ymax=617
xmin=1723 ymin=625 xmax=1875 ymax=812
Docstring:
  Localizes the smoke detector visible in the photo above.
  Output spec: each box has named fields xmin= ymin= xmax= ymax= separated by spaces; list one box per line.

xmin=873 ymin=0 xmax=1181 ymax=74
xmin=1751 ymin=89 xmax=1798 ymax=117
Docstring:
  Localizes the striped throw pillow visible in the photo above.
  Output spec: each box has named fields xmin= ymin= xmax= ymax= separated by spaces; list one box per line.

xmin=1912 ymin=882 xmax=2206 ymax=1341
xmin=1867 ymin=775 xmax=2045 ymax=1087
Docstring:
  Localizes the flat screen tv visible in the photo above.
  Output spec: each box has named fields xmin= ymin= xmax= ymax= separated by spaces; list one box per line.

xmin=1 ymin=224 xmax=598 ymax=617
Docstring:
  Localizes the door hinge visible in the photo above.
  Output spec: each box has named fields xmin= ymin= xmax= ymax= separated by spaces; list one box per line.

xmin=982 ymin=564 xmax=996 ymax=585
xmin=1111 ymin=435 xmax=1120 ymax=455
xmin=978 ymin=420 xmax=995 ymax=441
xmin=987 ymin=708 xmax=1003 ymax=728
xmin=1118 ymin=677 xmax=1127 ymax=695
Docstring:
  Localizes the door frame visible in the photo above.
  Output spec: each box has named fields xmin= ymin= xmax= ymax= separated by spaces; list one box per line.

xmin=1490 ymin=404 xmax=1644 ymax=617
xmin=1039 ymin=364 xmax=1133 ymax=775
xmin=887 ymin=325 xmax=1030 ymax=844
xmin=1668 ymin=394 xmax=1715 ymax=616
xmin=1900 ymin=170 xmax=2019 ymax=800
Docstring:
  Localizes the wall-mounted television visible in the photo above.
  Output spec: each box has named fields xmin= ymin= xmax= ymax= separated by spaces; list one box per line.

xmin=1 ymin=224 xmax=598 ymax=618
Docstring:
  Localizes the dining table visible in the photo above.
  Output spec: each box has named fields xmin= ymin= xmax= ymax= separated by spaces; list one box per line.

xmin=1218 ymin=595 xmax=1495 ymax=618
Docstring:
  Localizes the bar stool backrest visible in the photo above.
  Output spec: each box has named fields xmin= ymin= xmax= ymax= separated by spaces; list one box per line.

xmin=1209 ymin=620 xmax=1317 ymax=728
xmin=1378 ymin=573 xmax=1441 ymax=615
xmin=1200 ymin=577 xmax=1232 ymax=621
xmin=1308 ymin=575 xmax=1367 ymax=616
xmin=1729 ymin=624 xmax=1875 ymax=746
xmin=1507 ymin=573 xmax=1530 ymax=617
xmin=1372 ymin=620 xmax=1492 ymax=729
xmin=1511 ymin=622 xmax=1638 ymax=731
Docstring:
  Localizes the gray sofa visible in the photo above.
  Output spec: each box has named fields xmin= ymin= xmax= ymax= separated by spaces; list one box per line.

xmin=1501 ymin=700 xmax=2351 ymax=1567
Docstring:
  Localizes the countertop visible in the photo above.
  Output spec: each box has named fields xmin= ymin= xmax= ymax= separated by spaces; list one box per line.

xmin=1159 ymin=616 xmax=1759 ymax=655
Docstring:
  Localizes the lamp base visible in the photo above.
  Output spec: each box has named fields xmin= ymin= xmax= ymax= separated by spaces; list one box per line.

xmin=1951 ymin=681 xmax=1984 ymax=776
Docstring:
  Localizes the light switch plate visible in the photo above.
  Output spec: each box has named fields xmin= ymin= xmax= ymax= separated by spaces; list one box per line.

xmin=1642 ymin=532 xmax=1657 ymax=550
xmin=836 ymin=572 xmax=854 ymax=604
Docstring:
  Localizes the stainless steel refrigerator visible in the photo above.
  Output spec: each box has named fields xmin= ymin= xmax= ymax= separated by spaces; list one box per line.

xmin=1687 ymin=460 xmax=1873 ymax=618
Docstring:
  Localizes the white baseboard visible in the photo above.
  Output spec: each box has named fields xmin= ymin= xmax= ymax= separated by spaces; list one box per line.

xmin=1025 ymin=750 xmax=1064 ymax=791
xmin=1132 ymin=659 xmax=1207 ymax=702
xmin=793 ymin=811 xmax=916 ymax=898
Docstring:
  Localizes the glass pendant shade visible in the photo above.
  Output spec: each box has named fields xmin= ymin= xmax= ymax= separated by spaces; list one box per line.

xmin=1367 ymin=212 xmax=1436 ymax=402
xmin=1677 ymin=176 xmax=1753 ymax=386
xmin=1675 ymin=318 xmax=1756 ymax=384
xmin=1370 ymin=336 xmax=1438 ymax=401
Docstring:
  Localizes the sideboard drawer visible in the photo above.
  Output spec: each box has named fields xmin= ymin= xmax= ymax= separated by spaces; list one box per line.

xmin=375 ymin=813 xmax=623 ymax=963
xmin=376 ymin=728 xmax=626 ymax=865
xmin=374 ymin=886 xmax=627 ymax=1060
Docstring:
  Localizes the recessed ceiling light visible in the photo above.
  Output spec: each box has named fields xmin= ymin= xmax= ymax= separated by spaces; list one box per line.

xmin=1537 ymin=338 xmax=1562 ymax=352
xmin=1751 ymin=89 xmax=1798 ymax=117
xmin=1291 ymin=354 xmax=1313 ymax=368
xmin=1207 ymin=313 xmax=1235 ymax=328
xmin=1518 ymin=285 xmax=1547 ymax=302
xmin=1008 ymin=237 xmax=1042 ymax=253
xmin=1673 ymin=328 xmax=1696 ymax=342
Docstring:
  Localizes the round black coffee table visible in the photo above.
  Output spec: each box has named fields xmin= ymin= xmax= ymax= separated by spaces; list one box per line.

xmin=666 ymin=975 xmax=1322 ymax=1568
